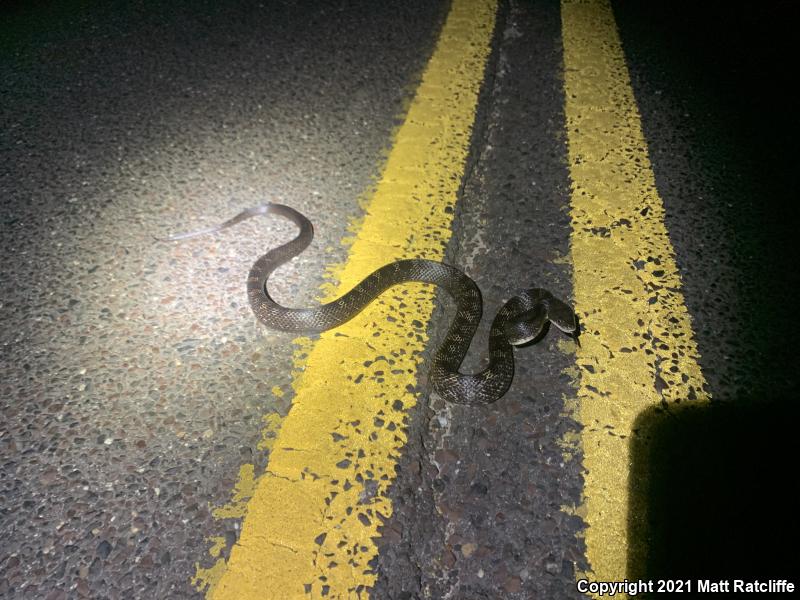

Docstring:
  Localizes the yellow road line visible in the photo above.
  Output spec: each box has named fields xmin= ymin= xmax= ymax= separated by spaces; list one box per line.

xmin=561 ymin=0 xmax=709 ymax=587
xmin=207 ymin=1 xmax=497 ymax=597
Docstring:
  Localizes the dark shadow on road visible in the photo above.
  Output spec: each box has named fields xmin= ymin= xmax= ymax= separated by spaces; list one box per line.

xmin=627 ymin=398 xmax=799 ymax=587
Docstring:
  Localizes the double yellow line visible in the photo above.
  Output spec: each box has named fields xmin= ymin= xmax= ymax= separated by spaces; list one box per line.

xmin=195 ymin=0 xmax=708 ymax=596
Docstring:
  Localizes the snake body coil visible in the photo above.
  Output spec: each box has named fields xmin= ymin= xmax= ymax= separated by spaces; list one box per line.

xmin=165 ymin=203 xmax=577 ymax=405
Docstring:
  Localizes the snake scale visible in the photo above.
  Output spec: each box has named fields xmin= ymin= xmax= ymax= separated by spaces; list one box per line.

xmin=163 ymin=203 xmax=578 ymax=405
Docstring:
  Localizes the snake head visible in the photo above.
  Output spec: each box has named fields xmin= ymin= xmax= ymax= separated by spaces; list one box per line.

xmin=546 ymin=296 xmax=579 ymax=337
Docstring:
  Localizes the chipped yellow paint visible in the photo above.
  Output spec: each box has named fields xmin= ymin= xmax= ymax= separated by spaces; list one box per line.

xmin=555 ymin=337 xmax=578 ymax=356
xmin=193 ymin=557 xmax=228 ymax=597
xmin=208 ymin=1 xmax=497 ymax=598
xmin=208 ymin=537 xmax=227 ymax=558
xmin=270 ymin=385 xmax=285 ymax=398
xmin=257 ymin=413 xmax=283 ymax=452
xmin=212 ymin=464 xmax=257 ymax=520
xmin=291 ymin=335 xmax=314 ymax=366
xmin=561 ymin=0 xmax=710 ymax=589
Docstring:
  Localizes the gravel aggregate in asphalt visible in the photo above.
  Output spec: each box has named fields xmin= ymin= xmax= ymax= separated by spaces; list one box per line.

xmin=1 ymin=1 xmax=444 ymax=597
xmin=4 ymin=0 xmax=797 ymax=597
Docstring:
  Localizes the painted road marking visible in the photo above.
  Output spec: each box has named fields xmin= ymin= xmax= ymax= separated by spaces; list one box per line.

xmin=561 ymin=0 xmax=710 ymax=588
xmin=202 ymin=0 xmax=497 ymax=597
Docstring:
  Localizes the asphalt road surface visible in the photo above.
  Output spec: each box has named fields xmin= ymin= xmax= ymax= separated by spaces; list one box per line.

xmin=1 ymin=1 xmax=797 ymax=599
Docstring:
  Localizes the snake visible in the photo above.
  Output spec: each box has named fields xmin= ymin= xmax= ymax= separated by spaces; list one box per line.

xmin=161 ymin=203 xmax=578 ymax=405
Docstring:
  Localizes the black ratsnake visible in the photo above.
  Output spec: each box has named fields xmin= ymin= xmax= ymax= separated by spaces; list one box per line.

xmin=161 ymin=203 xmax=578 ymax=405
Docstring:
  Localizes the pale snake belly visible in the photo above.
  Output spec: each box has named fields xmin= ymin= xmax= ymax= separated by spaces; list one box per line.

xmin=162 ymin=203 xmax=578 ymax=405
